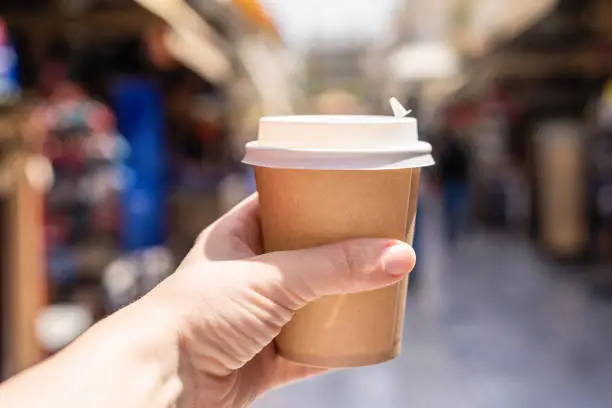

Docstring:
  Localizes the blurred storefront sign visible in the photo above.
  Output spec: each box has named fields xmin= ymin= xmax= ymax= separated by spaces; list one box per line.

xmin=389 ymin=42 xmax=460 ymax=82
xmin=387 ymin=42 xmax=462 ymax=128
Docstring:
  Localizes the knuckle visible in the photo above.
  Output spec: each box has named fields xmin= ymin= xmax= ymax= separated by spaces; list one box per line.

xmin=338 ymin=241 xmax=370 ymax=291
xmin=194 ymin=226 xmax=212 ymax=245
xmin=322 ymin=243 xmax=351 ymax=289
xmin=271 ymin=277 xmax=314 ymax=310
xmin=291 ymin=273 xmax=318 ymax=305
xmin=259 ymin=311 xmax=287 ymax=338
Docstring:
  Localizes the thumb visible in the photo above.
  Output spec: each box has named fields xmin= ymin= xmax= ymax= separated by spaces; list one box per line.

xmin=242 ymin=239 xmax=416 ymax=310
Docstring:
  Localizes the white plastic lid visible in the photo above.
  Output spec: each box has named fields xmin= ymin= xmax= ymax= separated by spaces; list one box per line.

xmin=243 ymin=115 xmax=434 ymax=170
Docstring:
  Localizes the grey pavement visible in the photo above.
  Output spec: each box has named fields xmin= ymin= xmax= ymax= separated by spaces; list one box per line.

xmin=254 ymin=200 xmax=612 ymax=408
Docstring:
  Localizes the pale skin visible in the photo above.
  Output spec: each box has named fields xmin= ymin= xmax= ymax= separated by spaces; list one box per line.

xmin=0 ymin=195 xmax=415 ymax=408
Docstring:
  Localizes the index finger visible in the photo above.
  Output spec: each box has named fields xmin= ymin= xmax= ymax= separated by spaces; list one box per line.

xmin=182 ymin=193 xmax=262 ymax=266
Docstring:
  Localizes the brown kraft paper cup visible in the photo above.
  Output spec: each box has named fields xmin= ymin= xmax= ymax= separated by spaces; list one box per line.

xmin=255 ymin=166 xmax=422 ymax=368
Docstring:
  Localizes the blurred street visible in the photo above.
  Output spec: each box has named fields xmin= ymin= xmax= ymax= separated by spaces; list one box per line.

xmin=255 ymin=196 xmax=612 ymax=408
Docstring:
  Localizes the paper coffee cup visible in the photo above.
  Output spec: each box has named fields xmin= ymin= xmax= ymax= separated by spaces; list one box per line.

xmin=243 ymin=114 xmax=433 ymax=368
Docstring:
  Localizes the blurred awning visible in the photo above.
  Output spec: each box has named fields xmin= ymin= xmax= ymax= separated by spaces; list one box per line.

xmin=489 ymin=0 xmax=557 ymax=46
xmin=134 ymin=0 xmax=236 ymax=85
xmin=469 ymin=0 xmax=609 ymax=79
xmin=230 ymin=0 xmax=281 ymax=40
xmin=458 ymin=0 xmax=558 ymax=56
xmin=389 ymin=42 xmax=460 ymax=83
xmin=163 ymin=27 xmax=232 ymax=85
xmin=235 ymin=39 xmax=295 ymax=115
xmin=1 ymin=2 xmax=156 ymax=35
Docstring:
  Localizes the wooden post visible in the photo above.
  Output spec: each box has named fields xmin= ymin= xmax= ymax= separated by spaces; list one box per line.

xmin=1 ymin=111 xmax=47 ymax=376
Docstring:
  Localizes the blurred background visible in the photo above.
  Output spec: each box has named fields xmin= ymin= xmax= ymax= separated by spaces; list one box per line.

xmin=1 ymin=0 xmax=612 ymax=407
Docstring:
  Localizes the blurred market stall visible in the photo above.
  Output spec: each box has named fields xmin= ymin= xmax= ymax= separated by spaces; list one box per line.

xmin=0 ymin=0 xmax=299 ymax=377
xmin=372 ymin=0 xmax=612 ymax=293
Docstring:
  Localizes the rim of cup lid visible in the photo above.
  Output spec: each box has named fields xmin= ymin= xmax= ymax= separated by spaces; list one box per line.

xmin=259 ymin=115 xmax=417 ymax=124
xmin=245 ymin=107 xmax=435 ymax=170
xmin=243 ymin=140 xmax=435 ymax=171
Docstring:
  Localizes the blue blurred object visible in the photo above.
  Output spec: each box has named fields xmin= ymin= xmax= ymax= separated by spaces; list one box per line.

xmin=442 ymin=180 xmax=470 ymax=244
xmin=49 ymin=247 xmax=78 ymax=286
xmin=245 ymin=166 xmax=257 ymax=195
xmin=112 ymin=78 xmax=167 ymax=251
xmin=0 ymin=22 xmax=21 ymax=103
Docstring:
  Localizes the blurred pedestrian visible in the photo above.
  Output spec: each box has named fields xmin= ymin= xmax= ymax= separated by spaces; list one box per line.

xmin=436 ymin=124 xmax=472 ymax=245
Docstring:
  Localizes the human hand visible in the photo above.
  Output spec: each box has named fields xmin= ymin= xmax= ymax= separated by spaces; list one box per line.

xmin=143 ymin=194 xmax=416 ymax=408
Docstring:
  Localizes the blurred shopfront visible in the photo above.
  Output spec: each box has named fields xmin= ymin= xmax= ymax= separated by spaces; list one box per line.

xmin=380 ymin=0 xmax=612 ymax=297
xmin=462 ymin=0 xmax=612 ymax=261
xmin=0 ymin=0 xmax=296 ymax=377
xmin=404 ymin=0 xmax=612 ymax=262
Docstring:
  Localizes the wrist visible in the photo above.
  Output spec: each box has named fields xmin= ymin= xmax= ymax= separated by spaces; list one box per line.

xmin=84 ymin=296 xmax=184 ymax=405
xmin=115 ymin=294 xmax=182 ymax=373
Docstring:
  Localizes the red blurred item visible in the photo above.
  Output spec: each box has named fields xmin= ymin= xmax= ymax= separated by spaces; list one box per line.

xmin=45 ymin=213 xmax=69 ymax=247
xmin=194 ymin=119 xmax=222 ymax=143
xmin=91 ymin=197 xmax=119 ymax=236
xmin=144 ymin=22 xmax=177 ymax=70
xmin=56 ymin=139 xmax=87 ymax=172
xmin=89 ymin=106 xmax=115 ymax=133
xmin=40 ymin=62 xmax=69 ymax=97
xmin=0 ymin=19 xmax=8 ymax=44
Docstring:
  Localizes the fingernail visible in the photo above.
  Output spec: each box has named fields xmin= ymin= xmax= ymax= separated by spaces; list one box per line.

xmin=382 ymin=242 xmax=415 ymax=276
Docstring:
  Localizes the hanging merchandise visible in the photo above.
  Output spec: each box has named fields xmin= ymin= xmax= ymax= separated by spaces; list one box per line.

xmin=35 ymin=83 xmax=128 ymax=298
xmin=112 ymin=78 xmax=167 ymax=251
